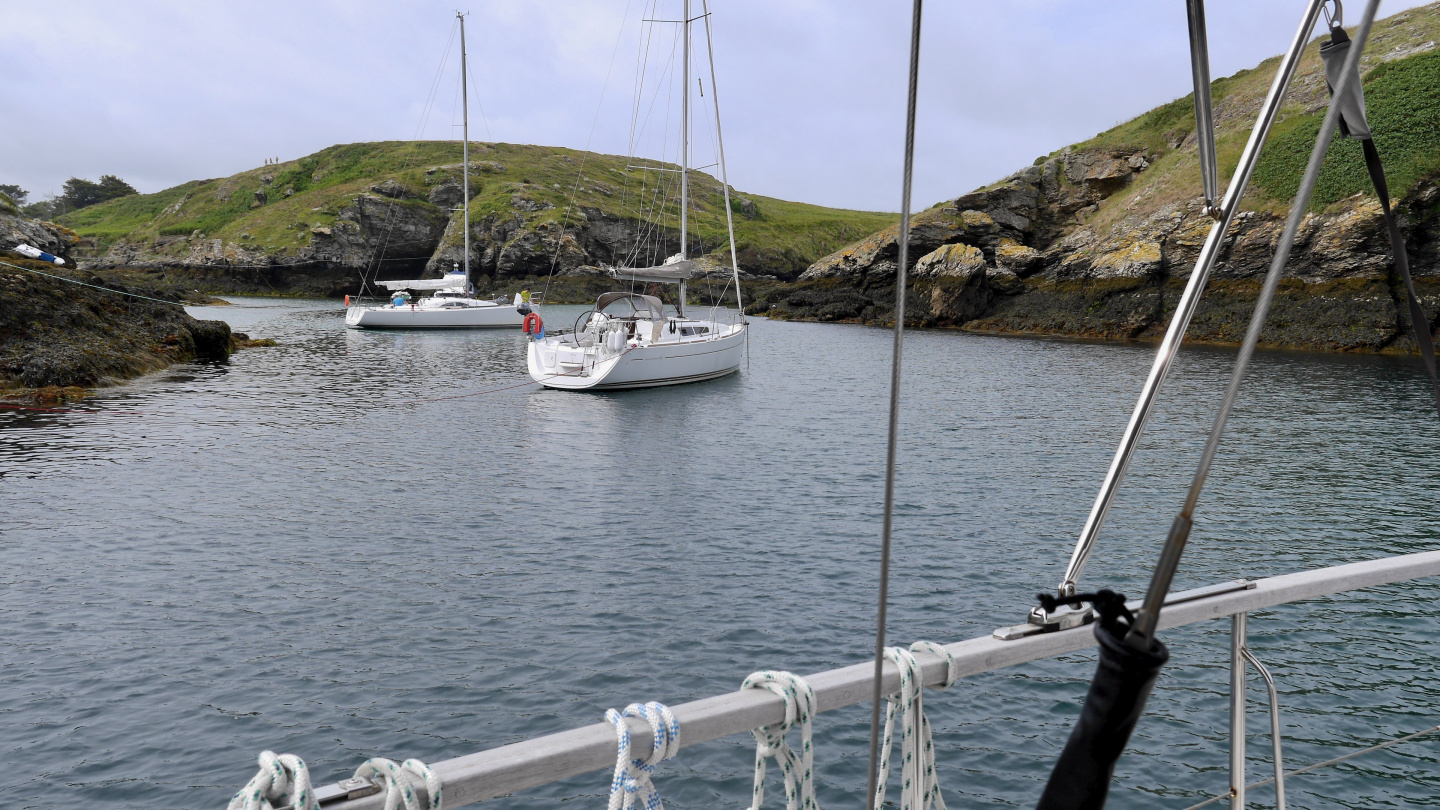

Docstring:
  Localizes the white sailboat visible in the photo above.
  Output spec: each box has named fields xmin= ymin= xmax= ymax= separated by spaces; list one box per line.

xmin=526 ymin=0 xmax=746 ymax=390
xmin=346 ymin=12 xmax=527 ymax=331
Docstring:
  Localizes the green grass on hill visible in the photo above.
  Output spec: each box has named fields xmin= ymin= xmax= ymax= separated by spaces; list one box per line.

xmin=1252 ymin=48 xmax=1440 ymax=209
xmin=60 ymin=140 xmax=896 ymax=276
xmin=1060 ymin=2 xmax=1440 ymax=228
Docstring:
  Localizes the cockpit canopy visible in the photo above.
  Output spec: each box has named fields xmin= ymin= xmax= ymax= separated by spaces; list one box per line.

xmin=596 ymin=292 xmax=665 ymax=320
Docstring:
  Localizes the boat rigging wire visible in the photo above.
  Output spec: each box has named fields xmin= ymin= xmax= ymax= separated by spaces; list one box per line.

xmin=0 ymin=258 xmax=192 ymax=307
xmin=355 ymin=20 xmax=459 ymax=301
xmin=1178 ymin=724 xmax=1440 ymax=810
xmin=539 ymin=0 xmax=635 ymax=305
xmin=865 ymin=2 xmax=922 ymax=809
xmin=1125 ymin=0 xmax=1380 ymax=651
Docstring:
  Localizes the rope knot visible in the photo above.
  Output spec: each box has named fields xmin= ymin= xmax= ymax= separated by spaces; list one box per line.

xmin=605 ymin=701 xmax=680 ymax=810
xmin=352 ymin=757 xmax=442 ymax=810
xmin=227 ymin=751 xmax=317 ymax=810
xmin=741 ymin=670 xmax=819 ymax=810
xmin=873 ymin=642 xmax=954 ymax=810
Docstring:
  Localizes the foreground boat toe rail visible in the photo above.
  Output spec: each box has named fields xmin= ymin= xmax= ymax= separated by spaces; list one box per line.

xmin=307 ymin=550 xmax=1440 ymax=810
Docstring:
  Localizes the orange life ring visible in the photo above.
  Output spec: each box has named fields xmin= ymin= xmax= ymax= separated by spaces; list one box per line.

xmin=344 ymin=294 xmax=351 ymax=307
xmin=523 ymin=312 xmax=543 ymax=334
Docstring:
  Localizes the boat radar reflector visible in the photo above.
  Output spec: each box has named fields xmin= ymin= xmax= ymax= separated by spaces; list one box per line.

xmin=13 ymin=244 xmax=64 ymax=265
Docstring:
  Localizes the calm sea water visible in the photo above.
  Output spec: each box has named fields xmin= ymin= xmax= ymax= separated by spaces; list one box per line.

xmin=3 ymin=297 xmax=1439 ymax=809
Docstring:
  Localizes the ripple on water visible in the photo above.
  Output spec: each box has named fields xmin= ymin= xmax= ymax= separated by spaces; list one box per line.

xmin=2 ymin=297 xmax=1439 ymax=808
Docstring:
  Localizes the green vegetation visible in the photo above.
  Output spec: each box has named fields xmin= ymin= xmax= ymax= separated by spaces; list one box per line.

xmin=61 ymin=175 xmax=137 ymax=210
xmin=1253 ymin=49 xmax=1440 ymax=208
xmin=1065 ymin=3 xmax=1440 ymax=221
xmin=0 ymin=184 xmax=27 ymax=208
xmin=59 ymin=140 xmax=896 ymax=276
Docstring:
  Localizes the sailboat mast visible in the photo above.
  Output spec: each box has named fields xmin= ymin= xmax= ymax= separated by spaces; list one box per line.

xmin=459 ymin=11 xmax=471 ymax=293
xmin=679 ymin=0 xmax=690 ymax=316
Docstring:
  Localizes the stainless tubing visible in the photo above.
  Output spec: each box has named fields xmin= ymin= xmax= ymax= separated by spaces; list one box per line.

xmin=1240 ymin=645 xmax=1287 ymax=810
xmin=1124 ymin=0 xmax=1378 ymax=648
xmin=1187 ymin=0 xmax=1220 ymax=210
xmin=1230 ymin=613 xmax=1247 ymax=809
xmin=1057 ymin=0 xmax=1327 ymax=597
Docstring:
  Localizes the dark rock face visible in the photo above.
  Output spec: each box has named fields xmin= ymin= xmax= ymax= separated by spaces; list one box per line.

xmin=0 ymin=256 xmax=233 ymax=390
xmin=1 ymin=212 xmax=75 ymax=259
xmin=427 ymin=181 xmax=466 ymax=209
xmin=369 ymin=180 xmax=413 ymax=200
xmin=782 ymin=144 xmax=1440 ymax=354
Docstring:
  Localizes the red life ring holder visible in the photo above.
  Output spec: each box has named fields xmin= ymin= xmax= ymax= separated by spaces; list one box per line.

xmin=523 ymin=312 xmax=543 ymax=334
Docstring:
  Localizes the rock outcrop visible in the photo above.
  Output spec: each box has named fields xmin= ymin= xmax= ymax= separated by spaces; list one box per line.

xmin=765 ymin=144 xmax=1440 ymax=351
xmin=1 ymin=212 xmax=238 ymax=392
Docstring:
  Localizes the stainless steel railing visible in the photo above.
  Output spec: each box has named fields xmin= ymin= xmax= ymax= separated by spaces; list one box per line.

xmin=308 ymin=550 xmax=1440 ymax=810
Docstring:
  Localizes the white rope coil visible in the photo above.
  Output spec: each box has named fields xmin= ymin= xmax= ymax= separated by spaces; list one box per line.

xmin=605 ymin=701 xmax=681 ymax=810
xmin=353 ymin=757 xmax=443 ymax=810
xmin=741 ymin=670 xmax=820 ymax=810
xmin=873 ymin=641 xmax=957 ymax=810
xmin=227 ymin=751 xmax=319 ymax=810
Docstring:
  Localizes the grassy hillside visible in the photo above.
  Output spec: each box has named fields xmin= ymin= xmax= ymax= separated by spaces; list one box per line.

xmin=1061 ymin=2 xmax=1440 ymax=232
xmin=61 ymin=140 xmax=895 ymax=276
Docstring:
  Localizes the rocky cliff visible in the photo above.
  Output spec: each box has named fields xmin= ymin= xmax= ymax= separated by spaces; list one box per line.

xmin=1 ymin=204 xmax=237 ymax=394
xmin=63 ymin=142 xmax=895 ymax=298
xmin=755 ymin=5 xmax=1440 ymax=354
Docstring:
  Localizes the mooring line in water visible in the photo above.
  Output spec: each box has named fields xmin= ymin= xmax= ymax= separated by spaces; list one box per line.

xmin=393 ymin=345 xmax=637 ymax=403
xmin=1179 ymin=723 xmax=1440 ymax=810
xmin=0 ymin=258 xmax=192 ymax=306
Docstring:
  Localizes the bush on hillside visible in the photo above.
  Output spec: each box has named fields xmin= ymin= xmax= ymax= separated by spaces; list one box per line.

xmin=1253 ymin=49 xmax=1440 ymax=208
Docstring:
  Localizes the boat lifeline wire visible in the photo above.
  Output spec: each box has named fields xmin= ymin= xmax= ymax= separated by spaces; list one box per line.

xmin=865 ymin=2 xmax=923 ymax=809
xmin=1179 ymin=724 xmax=1440 ymax=810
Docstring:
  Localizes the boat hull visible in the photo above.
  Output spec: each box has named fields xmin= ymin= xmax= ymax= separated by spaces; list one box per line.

xmin=528 ymin=324 xmax=745 ymax=390
xmin=346 ymin=304 xmax=525 ymax=329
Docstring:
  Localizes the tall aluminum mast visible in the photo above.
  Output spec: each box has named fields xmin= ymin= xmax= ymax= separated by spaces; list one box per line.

xmin=459 ymin=11 xmax=471 ymax=294
xmin=678 ymin=0 xmax=690 ymax=316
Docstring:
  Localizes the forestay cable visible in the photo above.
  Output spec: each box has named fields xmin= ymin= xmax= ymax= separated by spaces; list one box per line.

xmin=1125 ymin=0 xmax=1381 ymax=650
xmin=866 ymin=3 xmax=924 ymax=809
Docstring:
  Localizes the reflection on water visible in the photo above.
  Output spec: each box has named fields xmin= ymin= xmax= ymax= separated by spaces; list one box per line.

xmin=2 ymin=297 xmax=1439 ymax=809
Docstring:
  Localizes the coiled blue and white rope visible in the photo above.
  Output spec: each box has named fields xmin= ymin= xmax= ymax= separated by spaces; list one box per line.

xmin=742 ymin=670 xmax=819 ymax=810
xmin=605 ymin=701 xmax=681 ymax=810
xmin=873 ymin=641 xmax=958 ymax=810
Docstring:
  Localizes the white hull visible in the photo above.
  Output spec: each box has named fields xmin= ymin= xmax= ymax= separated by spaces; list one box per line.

xmin=528 ymin=322 xmax=745 ymax=390
xmin=346 ymin=303 xmax=525 ymax=329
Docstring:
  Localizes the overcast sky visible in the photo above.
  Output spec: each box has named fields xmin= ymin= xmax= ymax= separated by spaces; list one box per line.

xmin=1 ymin=1 xmax=1432 ymax=212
